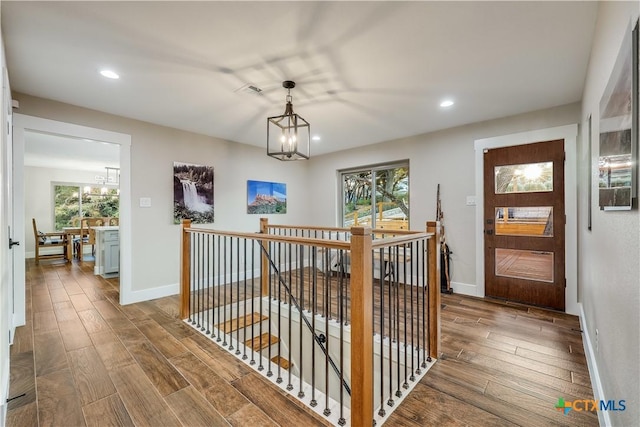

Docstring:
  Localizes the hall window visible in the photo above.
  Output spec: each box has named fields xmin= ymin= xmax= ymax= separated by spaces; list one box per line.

xmin=340 ymin=162 xmax=409 ymax=228
xmin=53 ymin=184 xmax=119 ymax=230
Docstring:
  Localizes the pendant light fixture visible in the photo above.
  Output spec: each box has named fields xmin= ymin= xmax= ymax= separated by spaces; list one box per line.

xmin=267 ymin=80 xmax=310 ymax=160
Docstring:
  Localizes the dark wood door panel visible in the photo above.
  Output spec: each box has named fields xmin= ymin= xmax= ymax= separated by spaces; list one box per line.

xmin=484 ymin=139 xmax=565 ymax=311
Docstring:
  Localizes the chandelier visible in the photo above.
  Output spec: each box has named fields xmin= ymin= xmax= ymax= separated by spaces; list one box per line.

xmin=267 ymin=80 xmax=310 ymax=160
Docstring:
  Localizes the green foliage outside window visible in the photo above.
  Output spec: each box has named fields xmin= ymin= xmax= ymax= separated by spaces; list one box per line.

xmin=54 ymin=184 xmax=119 ymax=230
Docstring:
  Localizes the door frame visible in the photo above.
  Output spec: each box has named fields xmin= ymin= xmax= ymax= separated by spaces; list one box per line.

xmin=12 ymin=114 xmax=132 ymax=325
xmin=474 ymin=124 xmax=578 ymax=315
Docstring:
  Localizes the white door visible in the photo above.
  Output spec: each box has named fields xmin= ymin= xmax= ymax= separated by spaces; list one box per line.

xmin=3 ymin=67 xmax=16 ymax=334
xmin=1 ymin=50 xmax=15 ymax=415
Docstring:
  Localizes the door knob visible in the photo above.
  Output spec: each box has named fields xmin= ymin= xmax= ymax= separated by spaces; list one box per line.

xmin=8 ymin=238 xmax=20 ymax=249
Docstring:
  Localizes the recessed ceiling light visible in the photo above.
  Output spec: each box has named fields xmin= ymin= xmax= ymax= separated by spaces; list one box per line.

xmin=312 ymin=135 xmax=321 ymax=141
xmin=100 ymin=70 xmax=120 ymax=79
xmin=440 ymin=99 xmax=454 ymax=108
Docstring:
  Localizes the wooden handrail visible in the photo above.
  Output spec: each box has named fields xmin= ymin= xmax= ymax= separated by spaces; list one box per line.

xmin=350 ymin=226 xmax=373 ymax=427
xmin=180 ymin=219 xmax=191 ymax=319
xmin=185 ymin=225 xmax=352 ymax=250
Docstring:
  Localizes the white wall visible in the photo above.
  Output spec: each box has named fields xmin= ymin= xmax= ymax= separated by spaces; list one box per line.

xmin=13 ymin=93 xmax=310 ymax=302
xmin=24 ymin=165 xmax=104 ymax=256
xmin=308 ymin=103 xmax=580 ymax=291
xmin=579 ymin=2 xmax=640 ymax=426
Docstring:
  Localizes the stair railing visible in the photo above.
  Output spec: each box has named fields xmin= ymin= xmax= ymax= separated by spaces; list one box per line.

xmin=256 ymin=238 xmax=352 ymax=397
xmin=180 ymin=218 xmax=440 ymax=426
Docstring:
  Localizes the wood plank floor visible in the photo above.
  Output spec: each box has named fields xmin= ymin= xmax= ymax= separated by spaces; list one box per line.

xmin=6 ymin=260 xmax=597 ymax=426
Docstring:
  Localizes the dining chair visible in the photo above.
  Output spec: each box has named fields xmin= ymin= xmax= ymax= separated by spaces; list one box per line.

xmin=32 ymin=218 xmax=68 ymax=264
xmin=77 ymin=217 xmax=105 ymax=261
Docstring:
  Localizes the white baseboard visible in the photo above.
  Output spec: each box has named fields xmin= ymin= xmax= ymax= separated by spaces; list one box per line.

xmin=120 ymin=283 xmax=179 ymax=306
xmin=1 ymin=356 xmax=9 ymax=427
xmin=449 ymin=281 xmax=479 ymax=297
xmin=578 ymin=302 xmax=609 ymax=427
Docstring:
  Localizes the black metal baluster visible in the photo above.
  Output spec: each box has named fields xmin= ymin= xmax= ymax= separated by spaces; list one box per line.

xmin=197 ymin=233 xmax=202 ymax=330
xmin=287 ymin=241 xmax=293 ymax=391
xmin=267 ymin=239 xmax=273 ymax=378
xmin=387 ymin=246 xmax=394 ymax=408
xmin=310 ymin=246 xmax=317 ymax=407
xmin=251 ymin=238 xmax=257 ymax=365
xmin=378 ymin=247 xmax=386 ymax=417
xmin=243 ymin=238 xmax=248 ymax=360
xmin=222 ymin=236 xmax=228 ymax=347
xmin=188 ymin=233 xmax=193 ymax=324
xmin=416 ymin=238 xmax=422 ymax=374
xmin=323 ymin=268 xmax=331 ymax=418
xmin=424 ymin=238 xmax=431 ymax=365
xmin=214 ymin=234 xmax=218 ymax=339
xmin=229 ymin=237 xmax=235 ymax=352
xmin=235 ymin=237 xmax=241 ymax=355
xmin=298 ymin=244 xmax=305 ymax=399
xmin=276 ymin=241 xmax=283 ymax=384
xmin=258 ymin=240 xmax=267 ymax=372
xmin=411 ymin=240 xmax=417 ymax=379
xmin=215 ymin=235 xmax=220 ymax=341
xmin=395 ymin=244 xmax=402 ymax=398
xmin=206 ymin=234 xmax=211 ymax=336
xmin=402 ymin=242 xmax=410 ymax=389
xmin=338 ymin=253 xmax=346 ymax=426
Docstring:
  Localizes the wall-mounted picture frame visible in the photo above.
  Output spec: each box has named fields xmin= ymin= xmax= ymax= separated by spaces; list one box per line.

xmin=598 ymin=20 xmax=638 ymax=211
xmin=173 ymin=162 xmax=214 ymax=224
xmin=247 ymin=180 xmax=287 ymax=214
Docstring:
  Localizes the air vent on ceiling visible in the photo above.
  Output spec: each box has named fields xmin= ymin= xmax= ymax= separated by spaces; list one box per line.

xmin=235 ymin=83 xmax=263 ymax=95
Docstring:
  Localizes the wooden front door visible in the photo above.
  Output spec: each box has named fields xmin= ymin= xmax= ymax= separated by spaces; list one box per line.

xmin=484 ymin=140 xmax=565 ymax=310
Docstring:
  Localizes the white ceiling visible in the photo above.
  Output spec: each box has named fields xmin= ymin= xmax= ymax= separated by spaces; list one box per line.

xmin=24 ymin=131 xmax=119 ymax=172
xmin=3 ymin=1 xmax=598 ymax=156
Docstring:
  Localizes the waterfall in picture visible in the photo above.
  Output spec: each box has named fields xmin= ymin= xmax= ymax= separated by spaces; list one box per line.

xmin=181 ymin=180 xmax=210 ymax=212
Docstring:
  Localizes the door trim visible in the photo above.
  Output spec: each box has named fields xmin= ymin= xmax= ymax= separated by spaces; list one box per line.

xmin=474 ymin=124 xmax=578 ymax=315
xmin=13 ymin=114 xmax=132 ymax=321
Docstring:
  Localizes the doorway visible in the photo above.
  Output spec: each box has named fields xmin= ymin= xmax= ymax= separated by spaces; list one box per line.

xmin=12 ymin=114 xmax=131 ymax=326
xmin=483 ymin=140 xmax=565 ymax=310
xmin=473 ymin=124 xmax=578 ymax=315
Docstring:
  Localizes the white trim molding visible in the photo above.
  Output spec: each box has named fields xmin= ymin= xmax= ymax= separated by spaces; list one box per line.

xmin=121 ymin=283 xmax=179 ymax=305
xmin=578 ymin=303 xmax=610 ymax=427
xmin=473 ymin=124 xmax=579 ymax=315
xmin=13 ymin=114 xmax=133 ymax=309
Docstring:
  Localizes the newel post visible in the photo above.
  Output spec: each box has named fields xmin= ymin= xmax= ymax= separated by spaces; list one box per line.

xmin=426 ymin=221 xmax=441 ymax=359
xmin=350 ymin=226 xmax=373 ymax=426
xmin=180 ymin=219 xmax=192 ymax=319
xmin=260 ymin=218 xmax=269 ymax=296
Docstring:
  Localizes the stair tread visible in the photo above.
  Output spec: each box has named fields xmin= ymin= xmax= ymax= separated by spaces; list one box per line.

xmin=245 ymin=333 xmax=279 ymax=352
xmin=217 ymin=312 xmax=268 ymax=334
xmin=271 ymin=355 xmax=290 ymax=370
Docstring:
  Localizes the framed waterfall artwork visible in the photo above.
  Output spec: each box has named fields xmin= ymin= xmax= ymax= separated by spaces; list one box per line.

xmin=247 ymin=180 xmax=287 ymax=214
xmin=597 ymin=19 xmax=638 ymax=210
xmin=173 ymin=162 xmax=214 ymax=224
